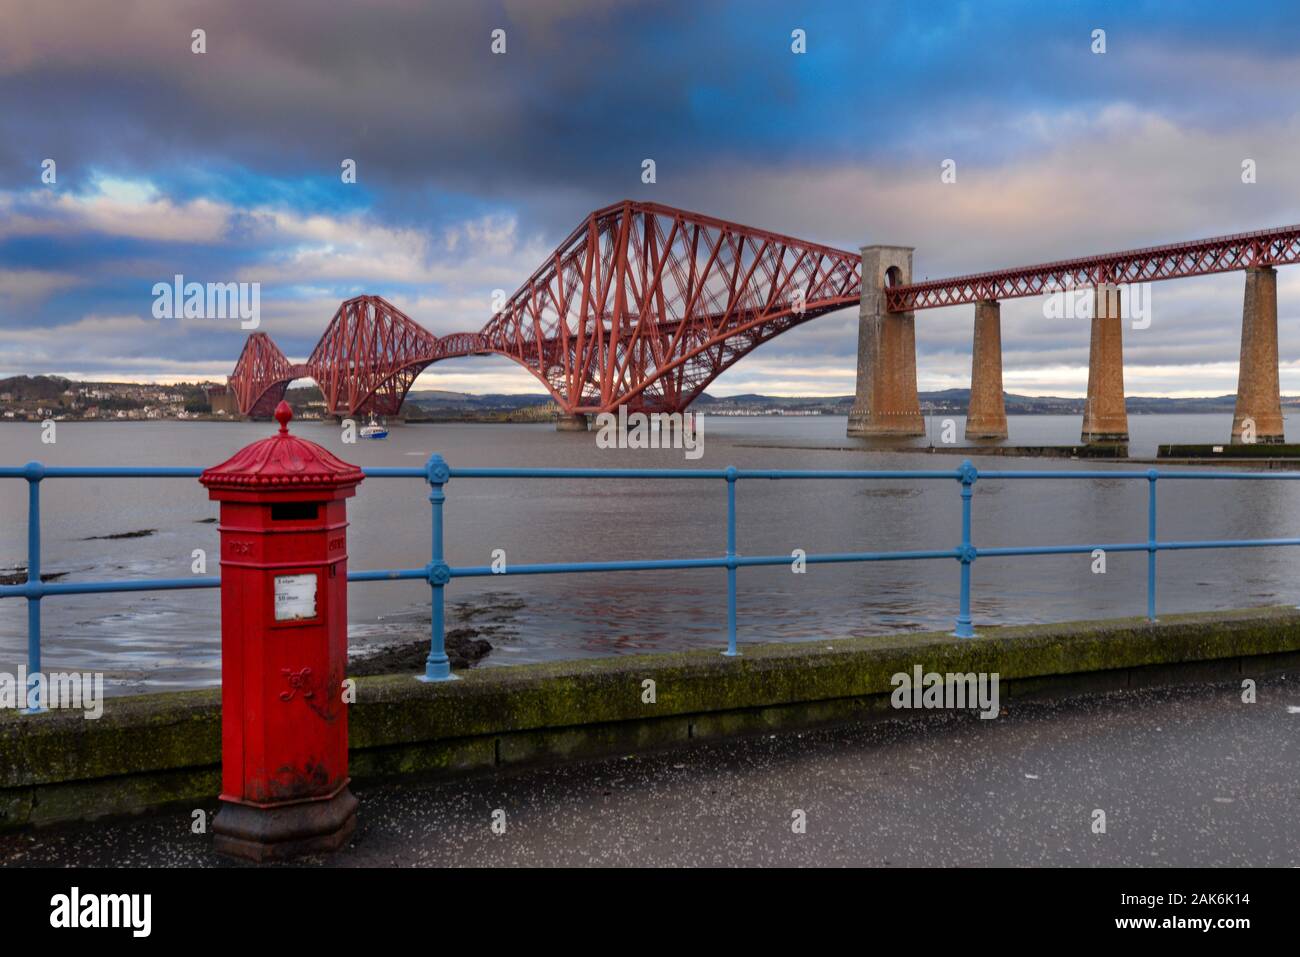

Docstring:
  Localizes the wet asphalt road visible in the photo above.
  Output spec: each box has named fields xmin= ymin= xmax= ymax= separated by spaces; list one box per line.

xmin=2 ymin=677 xmax=1298 ymax=867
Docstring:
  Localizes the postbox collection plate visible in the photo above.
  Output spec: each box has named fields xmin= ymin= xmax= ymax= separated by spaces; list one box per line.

xmin=273 ymin=573 xmax=318 ymax=622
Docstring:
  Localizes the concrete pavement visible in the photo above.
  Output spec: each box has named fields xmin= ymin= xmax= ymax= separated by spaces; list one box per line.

xmin=2 ymin=677 xmax=1296 ymax=867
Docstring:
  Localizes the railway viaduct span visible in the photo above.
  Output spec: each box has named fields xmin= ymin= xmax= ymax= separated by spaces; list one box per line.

xmin=227 ymin=200 xmax=1300 ymax=444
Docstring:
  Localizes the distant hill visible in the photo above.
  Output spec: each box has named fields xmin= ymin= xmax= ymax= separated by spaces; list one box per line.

xmin=3 ymin=375 xmax=1291 ymax=416
xmin=404 ymin=390 xmax=555 ymax=412
xmin=920 ymin=390 xmax=1251 ymax=415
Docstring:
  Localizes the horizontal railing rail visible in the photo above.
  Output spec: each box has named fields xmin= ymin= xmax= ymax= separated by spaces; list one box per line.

xmin=4 ymin=457 xmax=1300 ymax=711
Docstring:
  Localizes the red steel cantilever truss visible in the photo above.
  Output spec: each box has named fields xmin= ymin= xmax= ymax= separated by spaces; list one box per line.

xmin=230 ymin=332 xmax=306 ymax=419
xmin=482 ymin=200 xmax=861 ymax=413
xmin=887 ymin=223 xmax=1300 ymax=312
xmin=227 ymin=201 xmax=862 ymax=417
xmin=305 ymin=296 xmax=490 ymax=416
xmin=230 ymin=298 xmax=491 ymax=418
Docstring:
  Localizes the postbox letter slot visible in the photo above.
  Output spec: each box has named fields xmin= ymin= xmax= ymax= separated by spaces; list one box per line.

xmin=271 ymin=502 xmax=319 ymax=522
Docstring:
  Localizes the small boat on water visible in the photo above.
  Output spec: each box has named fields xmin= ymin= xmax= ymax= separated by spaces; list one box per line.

xmin=359 ymin=414 xmax=389 ymax=440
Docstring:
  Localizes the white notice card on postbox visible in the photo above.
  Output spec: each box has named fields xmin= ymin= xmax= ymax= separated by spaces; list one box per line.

xmin=274 ymin=573 xmax=317 ymax=622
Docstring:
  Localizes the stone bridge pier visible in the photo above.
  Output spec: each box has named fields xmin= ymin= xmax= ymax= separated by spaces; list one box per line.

xmin=1081 ymin=283 xmax=1129 ymax=444
xmin=1232 ymin=265 xmax=1283 ymax=444
xmin=556 ymin=412 xmax=590 ymax=432
xmin=847 ymin=245 xmax=924 ymax=437
xmin=965 ymin=300 xmax=1008 ymax=439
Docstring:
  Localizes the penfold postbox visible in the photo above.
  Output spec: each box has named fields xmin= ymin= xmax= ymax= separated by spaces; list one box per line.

xmin=199 ymin=400 xmax=364 ymax=861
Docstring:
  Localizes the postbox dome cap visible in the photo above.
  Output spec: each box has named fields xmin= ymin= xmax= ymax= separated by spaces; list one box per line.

xmin=200 ymin=401 xmax=365 ymax=491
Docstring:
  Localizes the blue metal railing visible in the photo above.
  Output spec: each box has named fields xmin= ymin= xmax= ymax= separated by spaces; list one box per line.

xmin=5 ymin=456 xmax=1300 ymax=711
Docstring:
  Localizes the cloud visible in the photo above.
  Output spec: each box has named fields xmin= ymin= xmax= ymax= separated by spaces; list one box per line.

xmin=0 ymin=181 xmax=231 ymax=243
xmin=0 ymin=268 xmax=82 ymax=303
xmin=239 ymin=208 xmax=553 ymax=298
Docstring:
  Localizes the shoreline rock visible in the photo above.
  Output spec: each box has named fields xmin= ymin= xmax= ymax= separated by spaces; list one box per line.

xmin=348 ymin=627 xmax=492 ymax=675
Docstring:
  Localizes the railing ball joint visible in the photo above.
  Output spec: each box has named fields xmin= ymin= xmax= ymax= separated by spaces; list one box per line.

xmin=425 ymin=453 xmax=450 ymax=487
xmin=23 ymin=461 xmax=45 ymax=482
xmin=426 ymin=560 xmax=452 ymax=587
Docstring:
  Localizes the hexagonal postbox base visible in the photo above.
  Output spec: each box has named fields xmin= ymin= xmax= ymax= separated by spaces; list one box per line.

xmin=213 ymin=785 xmax=358 ymax=863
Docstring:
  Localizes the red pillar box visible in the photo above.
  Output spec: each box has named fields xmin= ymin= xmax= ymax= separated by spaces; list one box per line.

xmin=199 ymin=401 xmax=364 ymax=861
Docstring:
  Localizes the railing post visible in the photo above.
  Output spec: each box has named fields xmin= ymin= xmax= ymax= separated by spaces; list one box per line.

xmin=954 ymin=460 xmax=978 ymax=638
xmin=1147 ymin=468 xmax=1158 ymax=622
xmin=723 ymin=466 xmax=739 ymax=657
xmin=22 ymin=462 xmax=44 ymax=713
xmin=419 ymin=454 xmax=458 ymax=682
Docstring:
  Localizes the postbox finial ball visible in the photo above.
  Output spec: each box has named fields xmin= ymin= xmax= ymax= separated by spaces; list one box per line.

xmin=274 ymin=400 xmax=293 ymax=435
